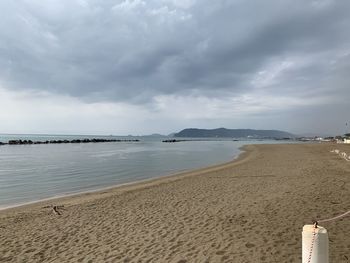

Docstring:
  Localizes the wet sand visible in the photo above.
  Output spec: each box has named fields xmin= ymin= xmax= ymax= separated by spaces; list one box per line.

xmin=0 ymin=143 xmax=349 ymax=262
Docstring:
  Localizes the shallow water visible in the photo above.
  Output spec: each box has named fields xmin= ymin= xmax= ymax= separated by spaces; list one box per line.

xmin=0 ymin=135 xmax=282 ymax=208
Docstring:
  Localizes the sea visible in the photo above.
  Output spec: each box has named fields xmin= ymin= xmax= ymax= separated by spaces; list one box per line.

xmin=0 ymin=134 xmax=286 ymax=209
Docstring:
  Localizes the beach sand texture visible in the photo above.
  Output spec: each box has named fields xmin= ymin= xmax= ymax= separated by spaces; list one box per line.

xmin=0 ymin=143 xmax=349 ymax=262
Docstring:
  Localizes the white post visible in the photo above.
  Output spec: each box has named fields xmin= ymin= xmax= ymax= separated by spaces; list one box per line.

xmin=302 ymin=225 xmax=329 ymax=263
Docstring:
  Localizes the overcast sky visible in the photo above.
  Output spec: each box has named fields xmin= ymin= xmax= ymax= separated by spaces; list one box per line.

xmin=0 ymin=0 xmax=349 ymax=135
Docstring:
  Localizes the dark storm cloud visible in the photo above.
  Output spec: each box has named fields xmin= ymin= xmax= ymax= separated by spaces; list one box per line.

xmin=0 ymin=0 xmax=350 ymax=103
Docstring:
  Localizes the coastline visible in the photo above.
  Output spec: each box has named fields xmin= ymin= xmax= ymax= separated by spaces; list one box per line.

xmin=0 ymin=145 xmax=252 ymax=213
xmin=1 ymin=143 xmax=349 ymax=262
xmin=0 ymin=139 xmax=243 ymax=210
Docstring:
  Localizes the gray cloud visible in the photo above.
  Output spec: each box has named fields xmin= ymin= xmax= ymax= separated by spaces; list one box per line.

xmin=1 ymin=0 xmax=349 ymax=102
xmin=0 ymin=0 xmax=350 ymax=134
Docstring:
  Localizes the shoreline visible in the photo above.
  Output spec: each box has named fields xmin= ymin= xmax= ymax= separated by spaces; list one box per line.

xmin=0 ymin=145 xmax=251 ymax=213
xmin=1 ymin=143 xmax=349 ymax=262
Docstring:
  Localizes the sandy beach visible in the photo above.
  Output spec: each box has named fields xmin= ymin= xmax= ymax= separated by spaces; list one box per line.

xmin=0 ymin=143 xmax=349 ymax=262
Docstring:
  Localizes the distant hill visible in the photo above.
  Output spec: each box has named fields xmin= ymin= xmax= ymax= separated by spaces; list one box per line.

xmin=173 ymin=128 xmax=294 ymax=138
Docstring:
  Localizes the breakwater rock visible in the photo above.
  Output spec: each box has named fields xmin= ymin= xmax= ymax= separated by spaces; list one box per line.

xmin=0 ymin=138 xmax=140 ymax=146
xmin=162 ymin=139 xmax=186 ymax=143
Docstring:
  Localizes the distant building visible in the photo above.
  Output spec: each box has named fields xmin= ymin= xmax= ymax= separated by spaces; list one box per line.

xmin=336 ymin=139 xmax=344 ymax=144
xmin=344 ymin=138 xmax=350 ymax=144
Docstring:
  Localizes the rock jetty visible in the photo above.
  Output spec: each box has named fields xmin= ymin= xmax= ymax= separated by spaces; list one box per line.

xmin=162 ymin=139 xmax=186 ymax=143
xmin=0 ymin=138 xmax=139 ymax=146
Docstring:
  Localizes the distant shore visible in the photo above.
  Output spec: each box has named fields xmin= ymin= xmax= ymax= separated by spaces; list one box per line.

xmin=1 ymin=143 xmax=349 ymax=262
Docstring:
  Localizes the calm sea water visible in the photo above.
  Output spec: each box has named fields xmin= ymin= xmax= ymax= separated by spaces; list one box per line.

xmin=0 ymin=134 xmax=282 ymax=209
